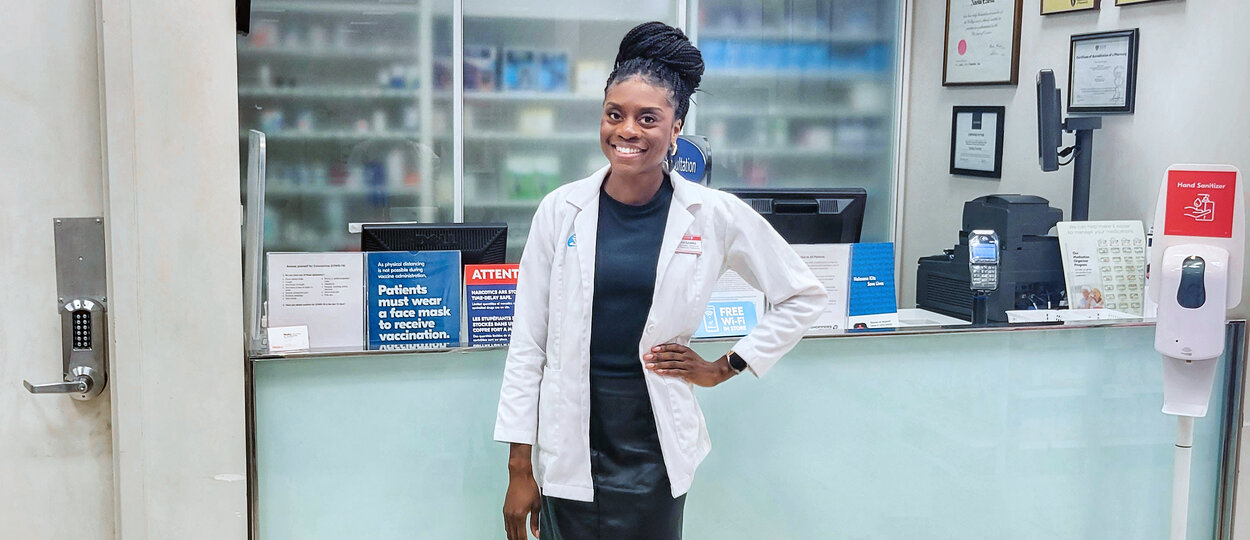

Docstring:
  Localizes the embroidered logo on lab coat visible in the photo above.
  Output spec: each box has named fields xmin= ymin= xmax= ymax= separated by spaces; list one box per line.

xmin=567 ymin=233 xmax=577 ymax=247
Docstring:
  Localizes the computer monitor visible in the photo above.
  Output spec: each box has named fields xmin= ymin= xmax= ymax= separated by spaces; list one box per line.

xmin=720 ymin=188 xmax=866 ymax=244
xmin=1036 ymin=69 xmax=1063 ymax=172
xmin=360 ymin=222 xmax=508 ymax=265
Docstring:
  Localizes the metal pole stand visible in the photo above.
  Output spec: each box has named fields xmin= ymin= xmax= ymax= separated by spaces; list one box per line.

xmin=1063 ymin=116 xmax=1102 ymax=221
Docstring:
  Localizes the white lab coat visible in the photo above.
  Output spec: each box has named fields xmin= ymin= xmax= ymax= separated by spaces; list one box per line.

xmin=494 ymin=165 xmax=827 ymax=502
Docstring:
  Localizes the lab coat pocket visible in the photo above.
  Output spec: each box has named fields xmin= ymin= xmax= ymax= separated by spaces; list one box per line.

xmin=537 ymin=368 xmax=563 ymax=453
xmin=666 ymin=380 xmax=699 ymax=452
xmin=667 ymin=252 xmax=706 ymax=314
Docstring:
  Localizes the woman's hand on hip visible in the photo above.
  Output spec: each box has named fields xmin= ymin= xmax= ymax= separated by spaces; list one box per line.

xmin=503 ymin=443 xmax=541 ymax=540
xmin=645 ymin=343 xmax=733 ymax=387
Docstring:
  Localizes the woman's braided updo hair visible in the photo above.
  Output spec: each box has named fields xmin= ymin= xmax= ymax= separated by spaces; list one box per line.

xmin=605 ymin=21 xmax=704 ymax=124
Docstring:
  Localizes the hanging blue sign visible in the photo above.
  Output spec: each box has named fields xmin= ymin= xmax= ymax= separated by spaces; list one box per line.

xmin=672 ymin=135 xmax=710 ymax=184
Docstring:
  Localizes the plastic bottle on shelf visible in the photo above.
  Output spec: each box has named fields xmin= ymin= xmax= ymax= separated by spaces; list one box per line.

xmin=386 ymin=148 xmax=405 ymax=188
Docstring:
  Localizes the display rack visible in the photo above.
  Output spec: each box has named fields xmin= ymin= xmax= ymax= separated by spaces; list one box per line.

xmin=238 ymin=0 xmax=902 ymax=256
xmin=239 ymin=0 xmax=440 ymax=252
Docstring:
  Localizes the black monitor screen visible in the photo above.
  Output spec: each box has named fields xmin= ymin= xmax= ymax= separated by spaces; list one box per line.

xmin=720 ymin=188 xmax=867 ymax=244
xmin=361 ymin=222 xmax=507 ymax=266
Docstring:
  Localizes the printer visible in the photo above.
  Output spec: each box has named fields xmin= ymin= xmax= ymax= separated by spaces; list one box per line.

xmin=916 ymin=195 xmax=1066 ymax=322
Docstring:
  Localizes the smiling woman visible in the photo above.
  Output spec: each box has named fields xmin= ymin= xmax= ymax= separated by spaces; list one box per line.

xmin=495 ymin=21 xmax=827 ymax=540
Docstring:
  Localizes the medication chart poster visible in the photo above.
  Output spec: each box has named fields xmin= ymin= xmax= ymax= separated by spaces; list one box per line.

xmin=464 ymin=264 xmax=519 ymax=346
xmin=1057 ymin=221 xmax=1146 ymax=315
xmin=366 ymin=251 xmax=461 ymax=350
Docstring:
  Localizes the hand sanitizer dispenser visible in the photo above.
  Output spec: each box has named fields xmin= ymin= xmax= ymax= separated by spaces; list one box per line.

xmin=1147 ymin=164 xmax=1243 ymax=540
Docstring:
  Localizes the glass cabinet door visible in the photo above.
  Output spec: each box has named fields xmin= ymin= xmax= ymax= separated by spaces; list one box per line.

xmin=460 ymin=0 xmax=674 ymax=261
xmin=238 ymin=0 xmax=455 ymax=253
xmin=689 ymin=0 xmax=901 ymax=241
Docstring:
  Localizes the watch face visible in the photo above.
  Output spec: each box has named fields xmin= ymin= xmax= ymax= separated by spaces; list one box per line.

xmin=728 ymin=352 xmax=748 ymax=372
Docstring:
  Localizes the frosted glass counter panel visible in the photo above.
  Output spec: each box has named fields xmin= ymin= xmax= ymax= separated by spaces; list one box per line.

xmin=253 ymin=325 xmax=1231 ymax=539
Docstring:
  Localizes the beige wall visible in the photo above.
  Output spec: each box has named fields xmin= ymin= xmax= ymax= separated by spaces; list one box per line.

xmin=98 ymin=0 xmax=248 ymax=537
xmin=0 ymin=1 xmax=114 ymax=538
xmin=897 ymin=1 xmax=1250 ymax=316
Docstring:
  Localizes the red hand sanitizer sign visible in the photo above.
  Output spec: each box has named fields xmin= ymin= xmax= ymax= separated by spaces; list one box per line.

xmin=1164 ymin=169 xmax=1238 ymax=239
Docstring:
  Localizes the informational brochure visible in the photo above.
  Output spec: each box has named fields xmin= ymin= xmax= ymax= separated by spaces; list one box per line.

xmin=792 ymin=244 xmax=851 ymax=335
xmin=1057 ymin=220 xmax=1146 ymax=316
xmin=266 ymin=252 xmax=365 ymax=350
xmin=464 ymin=264 xmax=519 ymax=346
xmin=694 ymin=270 xmax=764 ymax=339
xmin=846 ymin=242 xmax=899 ymax=329
xmin=365 ymin=251 xmax=461 ymax=350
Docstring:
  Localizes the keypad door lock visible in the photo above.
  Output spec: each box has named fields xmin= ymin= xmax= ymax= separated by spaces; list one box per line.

xmin=23 ymin=218 xmax=109 ymax=400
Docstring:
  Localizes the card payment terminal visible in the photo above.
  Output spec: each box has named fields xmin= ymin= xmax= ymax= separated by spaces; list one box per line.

xmin=968 ymin=230 xmax=1000 ymax=292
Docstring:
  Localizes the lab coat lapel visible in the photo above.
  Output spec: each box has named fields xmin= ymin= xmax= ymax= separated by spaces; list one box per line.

xmin=654 ymin=174 xmax=700 ymax=291
xmin=566 ymin=166 xmax=608 ymax=306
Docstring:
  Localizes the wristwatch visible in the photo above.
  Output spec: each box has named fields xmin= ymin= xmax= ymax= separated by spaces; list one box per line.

xmin=724 ymin=351 xmax=748 ymax=374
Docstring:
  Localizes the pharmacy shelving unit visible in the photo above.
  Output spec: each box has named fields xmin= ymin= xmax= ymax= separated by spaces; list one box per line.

xmin=238 ymin=0 xmax=444 ymax=252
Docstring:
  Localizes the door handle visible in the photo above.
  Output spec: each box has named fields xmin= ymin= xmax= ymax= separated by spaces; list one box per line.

xmin=23 ymin=366 xmax=104 ymax=400
xmin=23 ymin=218 xmax=110 ymax=401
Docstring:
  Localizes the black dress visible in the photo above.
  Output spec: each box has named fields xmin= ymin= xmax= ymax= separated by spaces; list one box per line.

xmin=539 ymin=178 xmax=686 ymax=539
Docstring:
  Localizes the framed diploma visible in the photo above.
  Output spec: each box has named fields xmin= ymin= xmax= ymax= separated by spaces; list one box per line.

xmin=949 ymin=106 xmax=1005 ymax=178
xmin=1068 ymin=29 xmax=1139 ymax=114
xmin=943 ymin=0 xmax=1023 ymax=86
xmin=1042 ymin=0 xmax=1100 ymax=15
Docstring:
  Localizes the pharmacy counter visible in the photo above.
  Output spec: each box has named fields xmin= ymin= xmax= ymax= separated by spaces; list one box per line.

xmin=248 ymin=321 xmax=1246 ymax=539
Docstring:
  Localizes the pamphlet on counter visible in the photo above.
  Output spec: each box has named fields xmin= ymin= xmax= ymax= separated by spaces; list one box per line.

xmin=266 ymin=252 xmax=364 ymax=350
xmin=793 ymin=244 xmax=851 ymax=334
xmin=1057 ymin=220 xmax=1146 ymax=316
xmin=365 ymin=251 xmax=461 ymax=350
xmin=846 ymin=242 xmax=899 ymax=329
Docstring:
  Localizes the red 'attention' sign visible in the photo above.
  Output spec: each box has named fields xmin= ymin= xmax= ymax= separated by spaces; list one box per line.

xmin=1164 ymin=169 xmax=1237 ymax=239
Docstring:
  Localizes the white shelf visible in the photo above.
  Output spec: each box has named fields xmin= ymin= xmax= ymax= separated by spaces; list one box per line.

xmin=251 ymin=1 xmax=422 ymax=15
xmin=699 ymin=29 xmax=889 ymax=44
xmin=464 ymin=91 xmax=601 ymax=104
xmin=240 ymin=129 xmax=440 ymax=141
xmin=237 ymin=44 xmax=418 ymax=60
xmin=718 ymin=146 xmax=884 ymax=159
xmin=239 ymin=86 xmax=434 ymax=99
xmin=464 ymin=131 xmax=597 ymax=143
xmin=703 ymin=69 xmax=890 ymax=83
xmin=465 ymin=200 xmax=540 ymax=210
xmin=261 ymin=185 xmax=427 ymax=197
xmin=698 ymin=106 xmax=887 ymax=120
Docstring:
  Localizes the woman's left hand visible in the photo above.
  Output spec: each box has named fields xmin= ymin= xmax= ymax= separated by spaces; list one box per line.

xmin=644 ymin=343 xmax=733 ymax=387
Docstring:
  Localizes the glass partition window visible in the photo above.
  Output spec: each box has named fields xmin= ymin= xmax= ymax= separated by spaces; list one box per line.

xmin=238 ymin=0 xmax=455 ymax=253
xmin=460 ymin=0 xmax=674 ymax=261
xmin=237 ymin=0 xmax=902 ymax=256
xmin=690 ymin=0 xmax=901 ymax=241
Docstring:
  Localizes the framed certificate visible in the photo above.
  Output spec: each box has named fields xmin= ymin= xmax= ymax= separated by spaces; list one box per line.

xmin=1042 ymin=0 xmax=1100 ymax=15
xmin=949 ymin=106 xmax=1005 ymax=178
xmin=1068 ymin=29 xmax=1139 ymax=114
xmin=943 ymin=0 xmax=1023 ymax=86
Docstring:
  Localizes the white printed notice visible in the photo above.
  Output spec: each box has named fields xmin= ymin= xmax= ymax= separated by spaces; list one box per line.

xmin=1057 ymin=220 xmax=1146 ymax=315
xmin=793 ymin=244 xmax=851 ymax=335
xmin=694 ymin=270 xmax=765 ymax=339
xmin=267 ymin=252 xmax=365 ymax=350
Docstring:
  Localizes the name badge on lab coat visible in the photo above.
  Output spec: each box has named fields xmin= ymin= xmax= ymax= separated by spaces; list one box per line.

xmin=676 ymin=234 xmax=702 ymax=255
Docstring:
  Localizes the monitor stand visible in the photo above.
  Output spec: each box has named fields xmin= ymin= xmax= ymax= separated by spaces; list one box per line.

xmin=1063 ymin=116 xmax=1102 ymax=221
